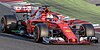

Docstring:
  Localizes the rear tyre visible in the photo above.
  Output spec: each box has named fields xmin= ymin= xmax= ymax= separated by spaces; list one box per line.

xmin=1 ymin=15 xmax=17 ymax=33
xmin=79 ymin=24 xmax=95 ymax=37
xmin=33 ymin=23 xmax=49 ymax=43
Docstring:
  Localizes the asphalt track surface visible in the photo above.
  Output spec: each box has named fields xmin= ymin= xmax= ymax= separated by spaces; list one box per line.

xmin=0 ymin=3 xmax=100 ymax=50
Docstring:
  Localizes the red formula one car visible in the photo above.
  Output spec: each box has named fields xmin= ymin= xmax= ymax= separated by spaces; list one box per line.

xmin=0 ymin=5 xmax=98 ymax=44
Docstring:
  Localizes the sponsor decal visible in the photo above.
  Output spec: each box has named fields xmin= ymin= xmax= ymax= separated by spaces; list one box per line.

xmin=65 ymin=30 xmax=71 ymax=32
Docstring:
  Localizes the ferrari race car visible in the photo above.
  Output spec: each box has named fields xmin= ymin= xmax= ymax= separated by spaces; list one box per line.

xmin=0 ymin=5 xmax=98 ymax=44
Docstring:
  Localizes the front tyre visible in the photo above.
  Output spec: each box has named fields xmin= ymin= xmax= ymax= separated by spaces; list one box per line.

xmin=33 ymin=23 xmax=49 ymax=43
xmin=79 ymin=24 xmax=95 ymax=37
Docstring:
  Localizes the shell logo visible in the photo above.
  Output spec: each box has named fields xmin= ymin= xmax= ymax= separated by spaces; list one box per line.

xmin=65 ymin=30 xmax=71 ymax=32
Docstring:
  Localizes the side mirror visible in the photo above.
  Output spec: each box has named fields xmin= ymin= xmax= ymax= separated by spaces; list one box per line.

xmin=23 ymin=14 xmax=30 ymax=20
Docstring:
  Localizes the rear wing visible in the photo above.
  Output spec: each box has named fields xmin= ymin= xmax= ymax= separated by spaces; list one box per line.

xmin=13 ymin=5 xmax=33 ymax=13
xmin=12 ymin=2 xmax=41 ymax=13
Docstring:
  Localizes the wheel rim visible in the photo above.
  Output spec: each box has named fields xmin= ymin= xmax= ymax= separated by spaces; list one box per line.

xmin=1 ymin=24 xmax=4 ymax=31
xmin=79 ymin=26 xmax=86 ymax=36
xmin=1 ymin=18 xmax=5 ymax=32
xmin=33 ymin=26 xmax=40 ymax=42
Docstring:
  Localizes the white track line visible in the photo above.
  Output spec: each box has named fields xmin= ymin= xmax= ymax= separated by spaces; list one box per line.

xmin=95 ymin=32 xmax=100 ymax=34
xmin=0 ymin=2 xmax=11 ymax=8
xmin=0 ymin=2 xmax=28 ymax=8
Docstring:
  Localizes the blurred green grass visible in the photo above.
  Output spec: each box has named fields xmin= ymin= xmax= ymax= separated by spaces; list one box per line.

xmin=27 ymin=0 xmax=100 ymax=23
